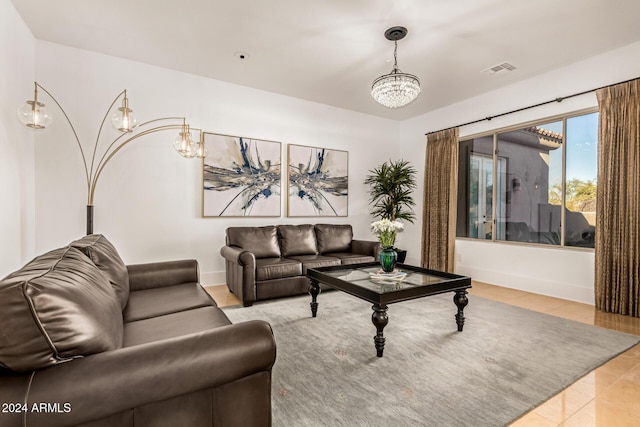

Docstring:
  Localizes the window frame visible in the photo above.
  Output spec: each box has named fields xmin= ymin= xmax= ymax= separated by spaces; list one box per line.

xmin=456 ymin=107 xmax=598 ymax=251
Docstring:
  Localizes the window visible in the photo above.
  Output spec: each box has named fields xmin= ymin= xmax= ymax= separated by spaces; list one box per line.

xmin=456 ymin=111 xmax=598 ymax=248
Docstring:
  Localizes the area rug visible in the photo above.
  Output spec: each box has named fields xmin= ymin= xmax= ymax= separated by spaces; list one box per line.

xmin=223 ymin=292 xmax=640 ymax=427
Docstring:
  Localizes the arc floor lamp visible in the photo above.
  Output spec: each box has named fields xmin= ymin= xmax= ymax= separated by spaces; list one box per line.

xmin=18 ymin=81 xmax=206 ymax=235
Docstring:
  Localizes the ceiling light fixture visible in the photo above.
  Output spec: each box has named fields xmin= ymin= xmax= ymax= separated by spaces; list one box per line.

xmin=371 ymin=26 xmax=420 ymax=109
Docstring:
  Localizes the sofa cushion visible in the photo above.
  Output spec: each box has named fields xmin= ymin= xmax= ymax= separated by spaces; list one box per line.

xmin=123 ymin=307 xmax=231 ymax=347
xmin=326 ymin=252 xmax=376 ymax=265
xmin=315 ymin=224 xmax=353 ymax=254
xmin=255 ymin=258 xmax=302 ymax=281
xmin=124 ymin=283 xmax=216 ymax=322
xmin=70 ymin=234 xmax=130 ymax=309
xmin=0 ymin=247 xmax=123 ymax=372
xmin=278 ymin=224 xmax=318 ymax=257
xmin=286 ymin=254 xmax=341 ymax=274
xmin=226 ymin=226 xmax=281 ymax=259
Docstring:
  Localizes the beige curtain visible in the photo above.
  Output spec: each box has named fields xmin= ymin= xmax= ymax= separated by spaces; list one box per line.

xmin=421 ymin=128 xmax=459 ymax=272
xmin=595 ymin=79 xmax=640 ymax=317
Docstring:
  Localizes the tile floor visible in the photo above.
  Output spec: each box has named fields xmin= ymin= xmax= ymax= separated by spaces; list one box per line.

xmin=205 ymin=281 xmax=640 ymax=426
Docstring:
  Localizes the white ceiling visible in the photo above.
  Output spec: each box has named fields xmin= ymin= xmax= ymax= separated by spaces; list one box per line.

xmin=12 ymin=0 xmax=640 ymax=121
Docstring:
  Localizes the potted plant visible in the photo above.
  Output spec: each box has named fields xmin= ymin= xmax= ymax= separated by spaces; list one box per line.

xmin=364 ymin=159 xmax=417 ymax=263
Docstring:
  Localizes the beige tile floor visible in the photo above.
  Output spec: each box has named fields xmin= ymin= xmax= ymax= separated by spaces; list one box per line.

xmin=205 ymin=281 xmax=640 ymax=426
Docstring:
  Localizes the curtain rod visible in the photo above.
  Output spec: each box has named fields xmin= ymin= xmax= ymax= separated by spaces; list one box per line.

xmin=424 ymin=76 xmax=640 ymax=136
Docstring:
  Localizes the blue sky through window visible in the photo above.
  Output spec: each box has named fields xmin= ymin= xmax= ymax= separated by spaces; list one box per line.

xmin=566 ymin=112 xmax=598 ymax=182
xmin=543 ymin=112 xmax=598 ymax=186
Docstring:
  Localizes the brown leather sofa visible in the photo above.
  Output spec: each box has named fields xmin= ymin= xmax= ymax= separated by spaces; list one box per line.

xmin=0 ymin=234 xmax=276 ymax=427
xmin=220 ymin=224 xmax=380 ymax=307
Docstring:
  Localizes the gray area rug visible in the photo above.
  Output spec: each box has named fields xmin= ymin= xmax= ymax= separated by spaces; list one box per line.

xmin=223 ymin=291 xmax=640 ymax=427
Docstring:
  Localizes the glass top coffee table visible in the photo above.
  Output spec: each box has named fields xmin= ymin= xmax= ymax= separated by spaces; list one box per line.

xmin=306 ymin=262 xmax=472 ymax=357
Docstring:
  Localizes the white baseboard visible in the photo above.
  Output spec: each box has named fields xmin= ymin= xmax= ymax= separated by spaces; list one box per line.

xmin=456 ymin=265 xmax=595 ymax=305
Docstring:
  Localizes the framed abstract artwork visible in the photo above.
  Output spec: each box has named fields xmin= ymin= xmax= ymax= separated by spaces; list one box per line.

xmin=202 ymin=133 xmax=281 ymax=217
xmin=287 ymin=144 xmax=348 ymax=217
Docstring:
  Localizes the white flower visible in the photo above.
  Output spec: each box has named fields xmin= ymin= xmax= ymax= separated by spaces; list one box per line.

xmin=371 ymin=219 xmax=404 ymax=248
xmin=371 ymin=219 xmax=404 ymax=233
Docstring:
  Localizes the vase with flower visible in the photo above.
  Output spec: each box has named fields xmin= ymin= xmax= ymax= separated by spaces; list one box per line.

xmin=371 ymin=219 xmax=404 ymax=272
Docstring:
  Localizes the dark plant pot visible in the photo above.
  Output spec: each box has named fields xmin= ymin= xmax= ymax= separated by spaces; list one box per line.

xmin=394 ymin=249 xmax=407 ymax=263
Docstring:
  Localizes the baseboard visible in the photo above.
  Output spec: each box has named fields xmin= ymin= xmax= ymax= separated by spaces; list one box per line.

xmin=456 ymin=265 xmax=595 ymax=305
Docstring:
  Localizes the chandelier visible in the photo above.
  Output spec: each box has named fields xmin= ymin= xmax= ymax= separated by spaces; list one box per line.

xmin=371 ymin=26 xmax=420 ymax=109
xmin=17 ymin=82 xmax=207 ymax=234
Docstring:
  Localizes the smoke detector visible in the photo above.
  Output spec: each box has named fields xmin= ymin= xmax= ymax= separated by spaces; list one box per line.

xmin=234 ymin=51 xmax=250 ymax=60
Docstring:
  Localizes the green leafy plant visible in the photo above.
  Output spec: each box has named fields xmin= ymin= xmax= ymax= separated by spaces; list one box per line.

xmin=364 ymin=159 xmax=417 ymax=223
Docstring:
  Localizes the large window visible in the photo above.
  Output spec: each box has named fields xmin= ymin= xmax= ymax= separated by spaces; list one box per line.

xmin=456 ymin=111 xmax=598 ymax=248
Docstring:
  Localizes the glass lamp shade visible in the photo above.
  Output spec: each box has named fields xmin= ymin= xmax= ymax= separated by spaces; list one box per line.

xmin=17 ymin=101 xmax=53 ymax=129
xmin=195 ymin=139 xmax=208 ymax=158
xmin=174 ymin=131 xmax=197 ymax=158
xmin=111 ymin=107 xmax=138 ymax=132
xmin=371 ymin=70 xmax=420 ymax=108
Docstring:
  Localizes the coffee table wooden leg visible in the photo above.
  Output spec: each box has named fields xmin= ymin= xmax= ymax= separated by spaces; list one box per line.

xmin=309 ymin=279 xmax=320 ymax=317
xmin=453 ymin=290 xmax=469 ymax=331
xmin=372 ymin=303 xmax=389 ymax=357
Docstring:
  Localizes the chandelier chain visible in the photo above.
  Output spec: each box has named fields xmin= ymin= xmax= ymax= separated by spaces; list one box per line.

xmin=393 ymin=41 xmax=398 ymax=71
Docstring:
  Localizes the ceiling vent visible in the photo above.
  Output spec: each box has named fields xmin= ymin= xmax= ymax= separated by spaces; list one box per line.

xmin=482 ymin=62 xmax=517 ymax=75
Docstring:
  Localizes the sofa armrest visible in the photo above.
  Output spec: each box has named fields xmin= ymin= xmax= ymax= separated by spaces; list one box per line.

xmin=352 ymin=239 xmax=382 ymax=257
xmin=220 ymin=246 xmax=257 ymax=306
xmin=127 ymin=259 xmax=199 ymax=291
xmin=20 ymin=320 xmax=276 ymax=427
xmin=220 ymin=245 xmax=255 ymax=266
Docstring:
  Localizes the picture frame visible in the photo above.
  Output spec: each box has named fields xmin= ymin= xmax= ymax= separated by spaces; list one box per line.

xmin=202 ymin=133 xmax=281 ymax=217
xmin=287 ymin=144 xmax=348 ymax=217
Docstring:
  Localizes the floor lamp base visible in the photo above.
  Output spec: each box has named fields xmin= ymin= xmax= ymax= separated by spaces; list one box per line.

xmin=86 ymin=205 xmax=94 ymax=235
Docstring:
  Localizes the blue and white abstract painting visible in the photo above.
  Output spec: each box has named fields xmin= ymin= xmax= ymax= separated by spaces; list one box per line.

xmin=203 ymin=133 xmax=281 ymax=217
xmin=287 ymin=144 xmax=348 ymax=217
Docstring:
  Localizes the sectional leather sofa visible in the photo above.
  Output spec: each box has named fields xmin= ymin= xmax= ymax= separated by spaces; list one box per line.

xmin=220 ymin=224 xmax=380 ymax=307
xmin=0 ymin=234 xmax=276 ymax=427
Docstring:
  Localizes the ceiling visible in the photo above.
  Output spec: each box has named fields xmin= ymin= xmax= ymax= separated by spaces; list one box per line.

xmin=12 ymin=0 xmax=640 ymax=121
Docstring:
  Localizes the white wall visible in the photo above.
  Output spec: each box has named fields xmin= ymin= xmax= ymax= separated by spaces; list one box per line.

xmin=399 ymin=40 xmax=640 ymax=304
xmin=33 ymin=41 xmax=399 ymax=284
xmin=0 ymin=0 xmax=36 ymax=277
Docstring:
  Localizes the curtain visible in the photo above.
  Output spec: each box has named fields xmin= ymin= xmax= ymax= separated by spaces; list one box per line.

xmin=421 ymin=128 xmax=459 ymax=272
xmin=595 ymin=79 xmax=640 ymax=317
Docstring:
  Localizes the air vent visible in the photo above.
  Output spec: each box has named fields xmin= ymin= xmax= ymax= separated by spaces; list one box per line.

xmin=482 ymin=62 xmax=517 ymax=75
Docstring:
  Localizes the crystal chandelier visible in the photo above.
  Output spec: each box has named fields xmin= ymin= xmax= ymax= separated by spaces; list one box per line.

xmin=371 ymin=26 xmax=420 ymax=109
